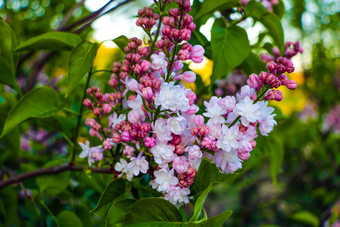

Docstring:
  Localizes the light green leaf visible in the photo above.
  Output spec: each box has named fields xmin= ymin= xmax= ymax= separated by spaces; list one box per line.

xmin=211 ymin=19 xmax=250 ymax=83
xmin=196 ymin=0 xmax=240 ymax=19
xmin=106 ymin=199 xmax=136 ymax=227
xmin=191 ymin=157 xmax=237 ymax=195
xmin=36 ymin=160 xmax=70 ymax=195
xmin=187 ymin=210 xmax=232 ymax=227
xmin=124 ymin=198 xmax=183 ymax=225
xmin=57 ymin=210 xmax=83 ymax=227
xmin=0 ymin=87 xmax=65 ymax=137
xmin=268 ymin=135 xmax=284 ymax=185
xmin=66 ymin=40 xmax=99 ymax=97
xmin=189 ymin=185 xmax=213 ymax=222
xmin=90 ymin=179 xmax=126 ymax=220
xmin=113 ymin=35 xmax=129 ymax=52
xmin=291 ymin=211 xmax=319 ymax=227
xmin=246 ymin=1 xmax=284 ymax=54
xmin=15 ymin=32 xmax=81 ymax=51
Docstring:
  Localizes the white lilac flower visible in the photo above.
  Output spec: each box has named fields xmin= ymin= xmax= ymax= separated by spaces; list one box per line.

xmin=115 ymin=158 xmax=133 ymax=181
xmin=150 ymin=52 xmax=168 ymax=70
xmin=108 ymin=113 xmax=126 ymax=129
xmin=79 ymin=141 xmax=103 ymax=166
xmin=154 ymin=82 xmax=190 ymax=112
xmin=208 ymin=124 xmax=222 ymax=139
xmin=219 ymin=96 xmax=236 ymax=112
xmin=127 ymin=155 xmax=149 ymax=176
xmin=214 ymin=150 xmax=242 ymax=173
xmin=151 ymin=141 xmax=175 ymax=165
xmin=153 ymin=118 xmax=172 ymax=142
xmin=234 ymin=96 xmax=264 ymax=126
xmin=236 ymin=85 xmax=256 ymax=101
xmin=185 ymin=145 xmax=202 ymax=160
xmin=152 ymin=168 xmax=178 ymax=192
xmin=167 ymin=116 xmax=186 ymax=135
xmin=259 ymin=114 xmax=277 ymax=136
xmin=127 ymin=95 xmax=145 ymax=123
xmin=216 ymin=125 xmax=241 ymax=152
xmin=203 ymin=96 xmax=221 ymax=108
xmin=164 ymin=186 xmax=190 ymax=207
xmin=203 ymin=102 xmax=227 ymax=126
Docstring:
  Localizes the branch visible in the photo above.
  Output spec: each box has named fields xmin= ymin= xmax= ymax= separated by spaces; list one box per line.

xmin=0 ymin=164 xmax=113 ymax=189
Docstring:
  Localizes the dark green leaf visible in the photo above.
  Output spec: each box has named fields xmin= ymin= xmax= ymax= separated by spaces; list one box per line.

xmin=191 ymin=157 xmax=237 ymax=194
xmin=57 ymin=210 xmax=83 ymax=227
xmin=66 ymin=40 xmax=99 ymax=97
xmin=187 ymin=210 xmax=232 ymax=227
xmin=211 ymin=19 xmax=250 ymax=84
xmin=106 ymin=199 xmax=136 ymax=227
xmin=91 ymin=179 xmax=126 ymax=220
xmin=196 ymin=0 xmax=240 ymax=19
xmin=239 ymin=52 xmax=267 ymax=75
xmin=246 ymin=1 xmax=284 ymax=54
xmin=36 ymin=160 xmax=70 ymax=195
xmin=124 ymin=198 xmax=183 ymax=225
xmin=268 ymin=135 xmax=284 ymax=185
xmin=113 ymin=35 xmax=129 ymax=52
xmin=273 ymin=0 xmax=285 ymax=18
xmin=15 ymin=32 xmax=81 ymax=51
xmin=0 ymin=87 xmax=65 ymax=137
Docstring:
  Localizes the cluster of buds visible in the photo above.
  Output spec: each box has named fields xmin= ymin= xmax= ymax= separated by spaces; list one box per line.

xmin=79 ymin=0 xmax=302 ymax=207
xmin=261 ymin=41 xmax=304 ymax=63
xmin=322 ymin=104 xmax=340 ymax=134
xmin=136 ymin=7 xmax=159 ymax=31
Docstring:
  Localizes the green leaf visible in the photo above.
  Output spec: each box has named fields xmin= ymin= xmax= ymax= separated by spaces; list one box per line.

xmin=273 ymin=0 xmax=285 ymax=18
xmin=36 ymin=160 xmax=70 ymax=195
xmin=246 ymin=1 xmax=284 ymax=54
xmin=187 ymin=210 xmax=232 ymax=227
xmin=0 ymin=87 xmax=65 ymax=137
xmin=189 ymin=185 xmax=213 ymax=222
xmin=113 ymin=35 xmax=129 ymax=52
xmin=291 ymin=211 xmax=319 ymax=227
xmin=191 ymin=157 xmax=237 ymax=195
xmin=239 ymin=52 xmax=267 ymax=75
xmin=66 ymin=40 xmax=99 ymax=97
xmin=0 ymin=19 xmax=19 ymax=89
xmin=15 ymin=32 xmax=81 ymax=51
xmin=57 ymin=210 xmax=83 ymax=227
xmin=196 ymin=0 xmax=240 ymax=19
xmin=124 ymin=198 xmax=183 ymax=225
xmin=106 ymin=199 xmax=136 ymax=227
xmin=268 ymin=135 xmax=284 ymax=185
xmin=91 ymin=179 xmax=126 ymax=220
xmin=211 ymin=19 xmax=250 ymax=84
xmin=190 ymin=30 xmax=212 ymax=59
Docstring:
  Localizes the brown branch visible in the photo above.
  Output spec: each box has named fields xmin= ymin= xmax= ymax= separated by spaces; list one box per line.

xmin=0 ymin=164 xmax=113 ymax=189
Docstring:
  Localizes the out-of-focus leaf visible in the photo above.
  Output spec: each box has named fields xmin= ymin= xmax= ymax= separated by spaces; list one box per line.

xmin=239 ymin=52 xmax=267 ymax=75
xmin=191 ymin=157 xmax=237 ymax=195
xmin=291 ymin=211 xmax=319 ymax=227
xmin=90 ymin=179 xmax=126 ymax=220
xmin=106 ymin=199 xmax=136 ymax=227
xmin=0 ymin=87 xmax=65 ymax=137
xmin=15 ymin=32 xmax=81 ymax=51
xmin=187 ymin=210 xmax=232 ymax=227
xmin=66 ymin=40 xmax=98 ymax=97
xmin=273 ymin=0 xmax=285 ymax=18
xmin=57 ymin=210 xmax=83 ymax=227
xmin=124 ymin=198 xmax=183 ymax=226
xmin=211 ymin=19 xmax=250 ymax=83
xmin=246 ymin=1 xmax=284 ymax=54
xmin=112 ymin=35 xmax=129 ymax=52
xmin=196 ymin=0 xmax=240 ymax=19
xmin=268 ymin=135 xmax=284 ymax=185
xmin=36 ymin=160 xmax=70 ymax=195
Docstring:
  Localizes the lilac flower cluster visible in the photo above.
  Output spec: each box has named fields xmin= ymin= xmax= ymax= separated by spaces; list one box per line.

xmin=79 ymin=0 xmax=302 ymax=206
xmin=322 ymin=104 xmax=340 ymax=134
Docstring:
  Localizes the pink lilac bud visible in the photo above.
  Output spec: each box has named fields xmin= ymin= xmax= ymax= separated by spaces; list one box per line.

xmin=266 ymin=73 xmax=281 ymax=88
xmin=102 ymin=104 xmax=112 ymax=115
xmin=285 ymin=79 xmax=297 ymax=90
xmin=152 ymin=77 xmax=162 ymax=90
xmin=133 ymin=65 xmax=141 ymax=74
xmin=85 ymin=118 xmax=96 ymax=128
xmin=199 ymin=125 xmax=209 ymax=137
xmin=250 ymin=140 xmax=256 ymax=148
xmin=191 ymin=127 xmax=199 ymax=137
xmin=278 ymin=74 xmax=288 ymax=82
xmin=190 ymin=45 xmax=205 ymax=63
xmin=187 ymin=22 xmax=196 ymax=31
xmin=194 ymin=115 xmax=204 ymax=126
xmin=103 ymin=138 xmax=113 ymax=150
xmin=162 ymin=25 xmax=171 ymax=36
xmin=83 ymin=99 xmax=92 ymax=108
xmin=162 ymin=16 xmax=170 ymax=25
xmin=187 ymin=178 xmax=194 ymax=186
xmin=91 ymin=148 xmax=104 ymax=161
xmin=140 ymin=60 xmax=151 ymax=72
xmin=171 ymin=134 xmax=182 ymax=145
xmin=141 ymin=122 xmax=150 ymax=132
xmin=173 ymin=156 xmax=189 ymax=174
xmin=175 ymin=144 xmax=184 ymax=155
xmin=267 ymin=61 xmax=277 ymax=73
xmin=170 ymin=28 xmax=180 ymax=40
xmin=183 ymin=14 xmax=193 ymax=24
xmin=142 ymin=87 xmax=153 ymax=99
xmin=138 ymin=47 xmax=150 ymax=56
xmin=112 ymin=133 xmax=121 ymax=143
xmin=178 ymin=180 xmax=188 ymax=188
xmin=89 ymin=128 xmax=102 ymax=140
xmin=120 ymin=72 xmax=128 ymax=80
xmin=108 ymin=77 xmax=118 ymax=87
xmin=93 ymin=108 xmax=101 ymax=116
xmin=238 ymin=150 xmax=250 ymax=161
xmin=121 ymin=131 xmax=131 ymax=142
xmin=182 ymin=43 xmax=192 ymax=51
xmin=264 ymin=89 xmax=283 ymax=101
xmin=178 ymin=49 xmax=189 ymax=60
xmin=155 ymin=39 xmax=164 ymax=49
xmin=173 ymin=60 xmax=183 ymax=71
xmin=186 ymin=167 xmax=197 ymax=178
xmin=182 ymin=71 xmax=196 ymax=83
xmin=169 ymin=8 xmax=180 ymax=17
xmin=258 ymin=71 xmax=269 ymax=83
xmin=185 ymin=105 xmax=198 ymax=115
xmin=186 ymin=91 xmax=196 ymax=105
xmin=123 ymin=146 xmax=135 ymax=158
xmin=180 ymin=28 xmax=191 ymax=41
xmin=247 ymin=73 xmax=260 ymax=90
xmin=144 ymin=137 xmax=156 ymax=148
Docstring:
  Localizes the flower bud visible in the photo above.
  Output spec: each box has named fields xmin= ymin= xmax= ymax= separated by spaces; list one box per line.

xmin=247 ymin=73 xmax=260 ymax=89
xmin=144 ymin=137 xmax=156 ymax=148
xmin=142 ymin=87 xmax=153 ymax=99
xmin=285 ymin=79 xmax=297 ymax=90
xmin=102 ymin=104 xmax=112 ymax=115
xmin=194 ymin=115 xmax=204 ymax=126
xmin=121 ymin=131 xmax=131 ymax=142
xmin=180 ymin=28 xmax=191 ymax=41
xmin=112 ymin=133 xmax=121 ymax=143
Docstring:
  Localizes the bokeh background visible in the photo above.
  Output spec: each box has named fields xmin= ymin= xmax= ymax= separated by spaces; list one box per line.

xmin=0 ymin=0 xmax=339 ymax=226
